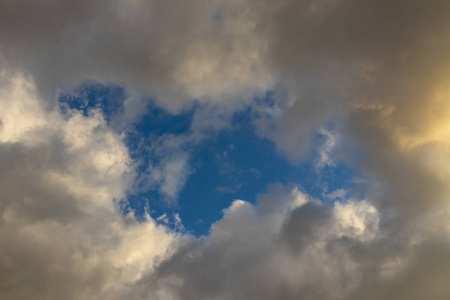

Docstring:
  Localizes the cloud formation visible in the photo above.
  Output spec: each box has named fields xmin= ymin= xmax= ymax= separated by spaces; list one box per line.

xmin=141 ymin=186 xmax=379 ymax=300
xmin=136 ymin=183 xmax=450 ymax=300
xmin=0 ymin=75 xmax=174 ymax=300
xmin=1 ymin=0 xmax=450 ymax=299
xmin=0 ymin=0 xmax=270 ymax=111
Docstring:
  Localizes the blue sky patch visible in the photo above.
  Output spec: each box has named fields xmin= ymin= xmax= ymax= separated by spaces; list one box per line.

xmin=59 ymin=83 xmax=127 ymax=124
xmin=59 ymin=84 xmax=358 ymax=236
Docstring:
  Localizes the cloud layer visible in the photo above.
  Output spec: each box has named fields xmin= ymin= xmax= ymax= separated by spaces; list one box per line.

xmin=1 ymin=0 xmax=450 ymax=299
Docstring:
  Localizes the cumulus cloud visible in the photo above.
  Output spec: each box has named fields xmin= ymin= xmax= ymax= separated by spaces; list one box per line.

xmin=133 ymin=183 xmax=450 ymax=300
xmin=2 ymin=0 xmax=450 ymax=299
xmin=140 ymin=185 xmax=382 ymax=300
xmin=0 ymin=74 xmax=175 ymax=300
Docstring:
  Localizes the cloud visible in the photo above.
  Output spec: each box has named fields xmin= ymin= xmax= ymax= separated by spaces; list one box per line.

xmin=0 ymin=74 xmax=175 ymax=300
xmin=0 ymin=0 xmax=271 ymax=113
xmin=138 ymin=185 xmax=385 ymax=300
xmin=2 ymin=0 xmax=450 ymax=299
xmin=132 ymin=183 xmax=450 ymax=300
xmin=315 ymin=128 xmax=338 ymax=171
xmin=146 ymin=151 xmax=192 ymax=200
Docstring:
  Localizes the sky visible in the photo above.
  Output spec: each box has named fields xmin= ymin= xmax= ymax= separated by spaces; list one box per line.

xmin=1 ymin=1 xmax=450 ymax=300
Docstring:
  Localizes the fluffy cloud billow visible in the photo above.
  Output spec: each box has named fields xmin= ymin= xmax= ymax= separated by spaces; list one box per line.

xmin=0 ymin=75 xmax=175 ymax=300
xmin=1 ymin=0 xmax=450 ymax=299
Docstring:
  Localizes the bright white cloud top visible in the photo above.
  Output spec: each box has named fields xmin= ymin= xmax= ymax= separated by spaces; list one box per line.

xmin=1 ymin=1 xmax=450 ymax=300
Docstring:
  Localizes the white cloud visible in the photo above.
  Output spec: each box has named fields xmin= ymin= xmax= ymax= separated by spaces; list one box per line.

xmin=0 ymin=74 xmax=175 ymax=300
xmin=315 ymin=128 xmax=338 ymax=171
xmin=333 ymin=200 xmax=379 ymax=242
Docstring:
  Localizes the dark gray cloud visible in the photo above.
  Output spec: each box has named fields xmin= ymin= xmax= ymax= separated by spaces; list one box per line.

xmin=281 ymin=201 xmax=333 ymax=253
xmin=0 ymin=0 xmax=270 ymax=113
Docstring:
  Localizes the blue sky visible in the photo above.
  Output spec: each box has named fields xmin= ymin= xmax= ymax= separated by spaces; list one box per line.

xmin=60 ymin=84 xmax=357 ymax=236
